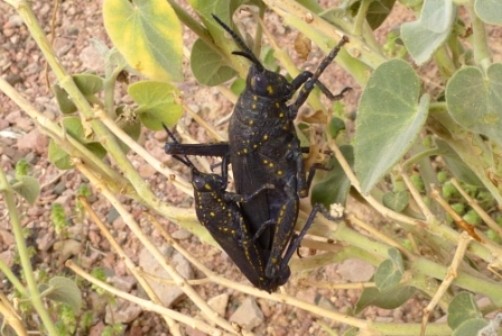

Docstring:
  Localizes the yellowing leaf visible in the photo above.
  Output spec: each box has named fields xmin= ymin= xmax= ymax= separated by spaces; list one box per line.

xmin=103 ymin=0 xmax=183 ymax=82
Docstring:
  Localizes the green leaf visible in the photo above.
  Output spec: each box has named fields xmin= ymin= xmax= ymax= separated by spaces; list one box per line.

xmin=383 ymin=191 xmax=409 ymax=212
xmin=367 ymin=0 xmax=397 ymax=29
xmin=311 ymin=145 xmax=353 ymax=207
xmin=45 ymin=276 xmax=82 ymax=313
xmin=355 ymin=285 xmax=415 ymax=313
xmin=85 ymin=142 xmax=107 ymax=159
xmin=446 ymin=64 xmax=502 ymax=147
xmin=116 ymin=109 xmax=142 ymax=141
xmin=474 ymin=0 xmax=502 ymax=25
xmin=15 ymin=159 xmax=29 ymax=178
xmin=447 ymin=292 xmax=482 ymax=329
xmin=350 ymin=0 xmax=397 ymax=30
xmin=48 ymin=140 xmax=73 ymax=170
xmin=63 ymin=117 xmax=86 ymax=142
xmin=400 ymin=0 xmax=455 ymax=64
xmin=103 ymin=0 xmax=183 ymax=82
xmin=354 ymin=59 xmax=429 ymax=193
xmin=374 ymin=248 xmax=404 ymax=291
xmin=327 ymin=117 xmax=346 ymax=138
xmin=53 ymin=74 xmax=103 ymax=115
xmin=12 ymin=176 xmax=40 ymax=205
xmin=53 ymin=85 xmax=77 ymax=114
xmin=230 ymin=78 xmax=246 ymax=95
xmin=190 ymin=38 xmax=237 ymax=86
xmin=436 ymin=140 xmax=483 ymax=187
xmin=73 ymin=73 xmax=103 ymax=95
xmin=128 ymin=80 xmax=183 ymax=130
xmin=452 ymin=318 xmax=489 ymax=336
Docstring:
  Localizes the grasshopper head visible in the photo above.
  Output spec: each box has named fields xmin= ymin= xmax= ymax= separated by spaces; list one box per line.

xmin=246 ymin=64 xmax=292 ymax=100
xmin=191 ymin=170 xmax=225 ymax=193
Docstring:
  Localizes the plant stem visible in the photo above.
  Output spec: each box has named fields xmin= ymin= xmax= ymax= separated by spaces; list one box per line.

xmin=413 ymin=257 xmax=502 ymax=306
xmin=0 ymin=259 xmax=27 ymax=296
xmin=7 ymin=0 xmax=202 ymax=232
xmin=0 ymin=169 xmax=58 ymax=335
xmin=353 ymin=0 xmax=371 ymax=36
xmin=467 ymin=0 xmax=491 ymax=67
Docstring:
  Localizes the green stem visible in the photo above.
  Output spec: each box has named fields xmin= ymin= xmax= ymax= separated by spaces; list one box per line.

xmin=263 ymin=0 xmax=387 ymax=74
xmin=372 ymin=322 xmax=451 ymax=335
xmin=467 ymin=0 xmax=491 ymax=67
xmin=166 ymin=0 xmax=212 ymax=44
xmin=103 ymin=60 xmax=126 ymax=119
xmin=434 ymin=45 xmax=457 ymax=78
xmin=413 ymin=257 xmax=502 ymax=306
xmin=0 ymin=77 xmax=134 ymax=201
xmin=353 ymin=0 xmax=371 ymax=36
xmin=0 ymin=169 xmax=58 ymax=335
xmin=5 ymin=0 xmax=202 ymax=235
xmin=0 ymin=259 xmax=27 ymax=296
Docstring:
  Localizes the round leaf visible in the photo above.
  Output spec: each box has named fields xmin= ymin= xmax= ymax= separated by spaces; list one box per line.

xmin=447 ymin=292 xmax=482 ymax=329
xmin=374 ymin=248 xmax=404 ymax=292
xmin=48 ymin=140 xmax=73 ymax=170
xmin=103 ymin=0 xmax=183 ymax=82
xmin=383 ymin=191 xmax=409 ymax=212
xmin=73 ymin=73 xmax=103 ymax=95
xmin=311 ymin=145 xmax=353 ymax=207
xmin=136 ymin=105 xmax=183 ymax=130
xmin=355 ymin=285 xmax=415 ymax=313
xmin=400 ymin=0 xmax=455 ymax=65
xmin=350 ymin=0 xmax=396 ymax=30
xmin=190 ymin=38 xmax=237 ymax=86
xmin=446 ymin=64 xmax=502 ymax=147
xmin=53 ymin=85 xmax=77 ymax=114
xmin=354 ymin=59 xmax=429 ymax=193
xmin=63 ymin=116 xmax=86 ymax=142
xmin=128 ymin=80 xmax=179 ymax=105
xmin=85 ymin=142 xmax=107 ymax=159
xmin=12 ymin=176 xmax=40 ymax=205
xmin=46 ymin=276 xmax=82 ymax=313
xmin=475 ymin=0 xmax=502 ymax=25
xmin=327 ymin=117 xmax=346 ymax=138
xmin=452 ymin=318 xmax=489 ymax=336
xmin=128 ymin=80 xmax=183 ymax=130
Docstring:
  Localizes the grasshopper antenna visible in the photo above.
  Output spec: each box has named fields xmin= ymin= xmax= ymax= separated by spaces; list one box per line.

xmin=162 ymin=124 xmax=196 ymax=169
xmin=212 ymin=14 xmax=264 ymax=71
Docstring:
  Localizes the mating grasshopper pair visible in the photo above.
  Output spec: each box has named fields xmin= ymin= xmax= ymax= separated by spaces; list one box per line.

xmin=165 ymin=15 xmax=348 ymax=292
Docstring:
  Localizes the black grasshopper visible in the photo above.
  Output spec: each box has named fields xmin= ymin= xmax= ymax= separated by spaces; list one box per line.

xmin=167 ymin=15 xmax=348 ymax=280
xmin=164 ymin=127 xmax=288 ymax=292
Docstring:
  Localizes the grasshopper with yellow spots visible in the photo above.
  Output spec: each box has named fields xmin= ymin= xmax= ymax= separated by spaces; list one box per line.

xmin=165 ymin=15 xmax=348 ymax=286
xmin=164 ymin=126 xmax=289 ymax=292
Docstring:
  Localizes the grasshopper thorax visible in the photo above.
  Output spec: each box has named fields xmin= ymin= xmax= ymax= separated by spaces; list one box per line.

xmin=246 ymin=64 xmax=292 ymax=100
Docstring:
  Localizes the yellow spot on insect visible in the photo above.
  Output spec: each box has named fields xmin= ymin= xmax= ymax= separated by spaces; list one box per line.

xmin=279 ymin=112 xmax=285 ymax=118
xmin=253 ymin=95 xmax=258 ymax=101
xmin=248 ymin=119 xmax=254 ymax=125
xmin=263 ymin=159 xmax=268 ymax=164
xmin=267 ymin=85 xmax=274 ymax=94
xmin=269 ymin=162 xmax=274 ymax=168
xmin=204 ymin=183 xmax=212 ymax=190
xmin=263 ymin=134 xmax=269 ymax=140
xmin=243 ymin=148 xmax=248 ymax=154
xmin=275 ymin=102 xmax=280 ymax=108
xmin=210 ymin=212 xmax=215 ymax=217
xmin=277 ymin=170 xmax=284 ymax=176
xmin=252 ymin=103 xmax=256 ymax=109
xmin=253 ymin=144 xmax=258 ymax=149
